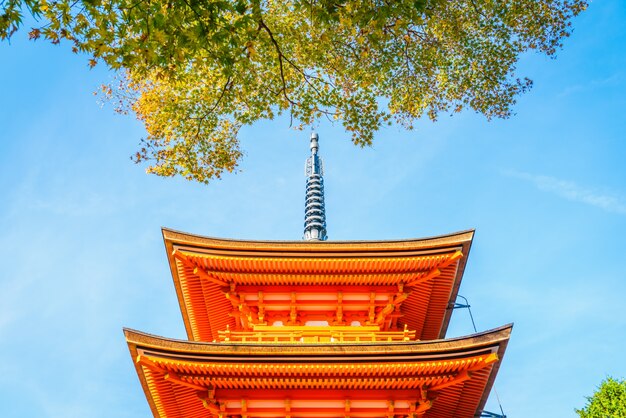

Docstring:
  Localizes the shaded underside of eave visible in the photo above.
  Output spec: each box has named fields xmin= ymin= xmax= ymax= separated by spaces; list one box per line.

xmin=162 ymin=228 xmax=474 ymax=342
xmin=125 ymin=324 xmax=510 ymax=418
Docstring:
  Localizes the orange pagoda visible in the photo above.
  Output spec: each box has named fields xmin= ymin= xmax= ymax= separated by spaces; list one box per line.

xmin=125 ymin=133 xmax=511 ymax=418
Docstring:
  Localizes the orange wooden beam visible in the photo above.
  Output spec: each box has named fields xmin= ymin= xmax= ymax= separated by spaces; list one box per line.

xmin=172 ymin=250 xmax=229 ymax=287
xmin=135 ymin=355 xmax=167 ymax=374
xmin=164 ymin=373 xmax=207 ymax=392
xmin=429 ymin=370 xmax=471 ymax=391
xmin=405 ymin=251 xmax=463 ymax=288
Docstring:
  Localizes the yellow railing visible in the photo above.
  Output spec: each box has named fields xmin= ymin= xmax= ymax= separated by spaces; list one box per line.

xmin=217 ymin=326 xmax=415 ymax=343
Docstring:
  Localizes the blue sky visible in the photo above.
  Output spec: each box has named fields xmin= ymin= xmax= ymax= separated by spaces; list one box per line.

xmin=1 ymin=1 xmax=625 ymax=416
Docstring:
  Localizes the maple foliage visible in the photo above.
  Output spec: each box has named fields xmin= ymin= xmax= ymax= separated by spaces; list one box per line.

xmin=2 ymin=0 xmax=587 ymax=183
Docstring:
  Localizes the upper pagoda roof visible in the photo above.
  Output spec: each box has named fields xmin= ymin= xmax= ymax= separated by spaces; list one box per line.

xmin=163 ymin=228 xmax=474 ymax=343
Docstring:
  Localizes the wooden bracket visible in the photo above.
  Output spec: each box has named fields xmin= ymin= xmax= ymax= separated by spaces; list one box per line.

xmin=367 ymin=292 xmax=376 ymax=324
xmin=375 ymin=292 xmax=409 ymax=328
xmin=198 ymin=397 xmax=220 ymax=415
xmin=408 ymin=393 xmax=433 ymax=417
xmin=241 ymin=398 xmax=248 ymax=418
xmin=285 ymin=398 xmax=291 ymax=418
xmin=257 ymin=291 xmax=265 ymax=324
xmin=197 ymin=387 xmax=221 ymax=415
xmin=289 ymin=292 xmax=298 ymax=325
xmin=335 ymin=291 xmax=345 ymax=325
xmin=226 ymin=292 xmax=258 ymax=329
xmin=387 ymin=399 xmax=395 ymax=418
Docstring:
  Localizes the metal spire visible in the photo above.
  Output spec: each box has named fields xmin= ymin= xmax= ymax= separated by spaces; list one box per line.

xmin=303 ymin=132 xmax=328 ymax=241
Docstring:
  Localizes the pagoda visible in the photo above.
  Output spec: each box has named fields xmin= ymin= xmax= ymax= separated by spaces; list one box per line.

xmin=125 ymin=133 xmax=511 ymax=418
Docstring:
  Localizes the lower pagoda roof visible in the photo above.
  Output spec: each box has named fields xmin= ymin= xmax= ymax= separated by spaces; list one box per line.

xmin=125 ymin=324 xmax=511 ymax=418
xmin=162 ymin=228 xmax=474 ymax=343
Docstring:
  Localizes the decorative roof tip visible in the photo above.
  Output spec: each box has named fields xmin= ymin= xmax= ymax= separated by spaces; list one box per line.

xmin=304 ymin=132 xmax=328 ymax=241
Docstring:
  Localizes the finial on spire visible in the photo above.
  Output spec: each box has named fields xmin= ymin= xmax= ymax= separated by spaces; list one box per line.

xmin=304 ymin=132 xmax=328 ymax=241
xmin=310 ymin=132 xmax=319 ymax=154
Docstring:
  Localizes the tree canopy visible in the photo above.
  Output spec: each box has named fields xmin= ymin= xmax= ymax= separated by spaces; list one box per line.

xmin=2 ymin=0 xmax=587 ymax=182
xmin=577 ymin=377 xmax=626 ymax=418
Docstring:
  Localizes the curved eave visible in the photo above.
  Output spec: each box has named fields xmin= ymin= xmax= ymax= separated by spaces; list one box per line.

xmin=125 ymin=323 xmax=509 ymax=357
xmin=162 ymin=228 xmax=474 ymax=342
xmin=162 ymin=227 xmax=474 ymax=253
xmin=126 ymin=324 xmax=510 ymax=418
